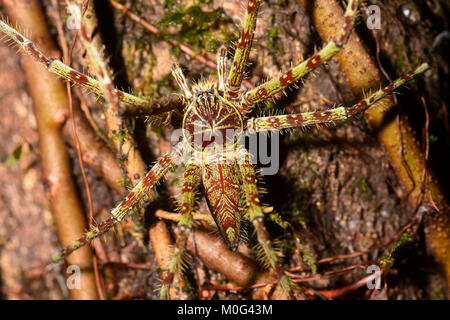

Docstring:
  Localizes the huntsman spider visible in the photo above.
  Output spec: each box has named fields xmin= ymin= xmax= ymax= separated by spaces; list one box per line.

xmin=0 ymin=0 xmax=429 ymax=299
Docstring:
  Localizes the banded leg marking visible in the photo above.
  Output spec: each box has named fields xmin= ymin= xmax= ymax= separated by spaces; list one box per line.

xmin=160 ymin=162 xmax=202 ymax=299
xmin=0 ymin=19 xmax=150 ymax=109
xmin=217 ymin=46 xmax=228 ymax=92
xmin=238 ymin=151 xmax=294 ymax=299
xmin=241 ymin=0 xmax=359 ymax=113
xmin=246 ymin=63 xmax=429 ymax=132
xmin=346 ymin=63 xmax=430 ymax=116
xmin=226 ymin=0 xmax=262 ymax=99
xmin=51 ymin=143 xmax=186 ymax=263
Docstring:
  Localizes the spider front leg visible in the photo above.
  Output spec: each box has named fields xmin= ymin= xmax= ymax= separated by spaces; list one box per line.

xmin=246 ymin=63 xmax=430 ymax=132
xmin=0 ymin=19 xmax=184 ymax=117
xmin=240 ymin=0 xmax=359 ymax=114
xmin=238 ymin=150 xmax=295 ymax=299
xmin=217 ymin=46 xmax=228 ymax=92
xmin=226 ymin=0 xmax=262 ymax=100
xmin=160 ymin=161 xmax=201 ymax=300
xmin=51 ymin=143 xmax=186 ymax=263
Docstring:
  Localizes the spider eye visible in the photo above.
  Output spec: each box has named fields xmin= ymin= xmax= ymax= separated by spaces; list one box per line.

xmin=208 ymin=88 xmax=215 ymax=94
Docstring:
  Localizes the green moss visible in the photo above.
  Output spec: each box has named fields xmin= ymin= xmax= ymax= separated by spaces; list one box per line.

xmin=268 ymin=210 xmax=317 ymax=273
xmin=159 ymin=0 xmax=235 ymax=54
xmin=432 ymin=287 xmax=446 ymax=300
xmin=393 ymin=41 xmax=406 ymax=70
xmin=379 ymin=232 xmax=413 ymax=270
xmin=291 ymin=198 xmax=310 ymax=227
xmin=4 ymin=144 xmax=31 ymax=167
xmin=429 ymin=134 xmax=439 ymax=143
xmin=357 ymin=177 xmax=371 ymax=195
xmin=111 ymin=128 xmax=129 ymax=143
xmin=265 ymin=24 xmax=284 ymax=55
xmin=347 ymin=174 xmax=371 ymax=196
xmin=269 ymin=212 xmax=291 ymax=229
xmin=300 ymin=247 xmax=317 ymax=274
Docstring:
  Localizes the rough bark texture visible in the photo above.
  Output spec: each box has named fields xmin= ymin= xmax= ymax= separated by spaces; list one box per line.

xmin=299 ymin=0 xmax=449 ymax=284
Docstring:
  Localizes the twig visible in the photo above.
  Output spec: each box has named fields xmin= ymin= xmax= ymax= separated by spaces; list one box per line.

xmin=314 ymin=273 xmax=379 ymax=299
xmin=112 ymin=288 xmax=146 ymax=300
xmin=99 ymin=261 xmax=152 ymax=270
xmin=51 ymin=0 xmax=105 ymax=299
xmin=156 ymin=209 xmax=214 ymax=224
xmin=290 ymin=261 xmax=376 ymax=282
xmin=155 ymin=207 xmax=274 ymax=224
xmin=177 ymin=227 xmax=289 ymax=299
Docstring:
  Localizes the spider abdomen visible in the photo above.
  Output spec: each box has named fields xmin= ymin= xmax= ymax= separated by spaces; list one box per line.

xmin=202 ymin=162 xmax=243 ymax=250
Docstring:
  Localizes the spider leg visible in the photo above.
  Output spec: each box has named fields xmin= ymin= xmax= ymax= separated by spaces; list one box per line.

xmin=171 ymin=64 xmax=192 ymax=98
xmin=160 ymin=161 xmax=202 ymax=300
xmin=117 ymin=94 xmax=187 ymax=118
xmin=217 ymin=46 xmax=228 ymax=91
xmin=68 ymin=1 xmax=188 ymax=120
xmin=238 ymin=150 xmax=295 ymax=299
xmin=0 ymin=18 xmax=185 ymax=116
xmin=226 ymin=0 xmax=263 ymax=100
xmin=246 ymin=63 xmax=429 ymax=132
xmin=51 ymin=143 xmax=187 ymax=263
xmin=240 ymin=0 xmax=359 ymax=114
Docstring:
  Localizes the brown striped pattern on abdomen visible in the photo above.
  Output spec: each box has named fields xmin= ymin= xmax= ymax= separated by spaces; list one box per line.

xmin=203 ymin=162 xmax=242 ymax=249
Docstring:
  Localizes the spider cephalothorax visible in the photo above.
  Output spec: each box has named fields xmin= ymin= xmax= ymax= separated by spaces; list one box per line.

xmin=181 ymin=82 xmax=244 ymax=154
xmin=0 ymin=0 xmax=429 ymax=300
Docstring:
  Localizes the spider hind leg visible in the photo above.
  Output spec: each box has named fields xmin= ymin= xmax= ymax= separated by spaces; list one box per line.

xmin=238 ymin=150 xmax=295 ymax=299
xmin=160 ymin=162 xmax=201 ymax=300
